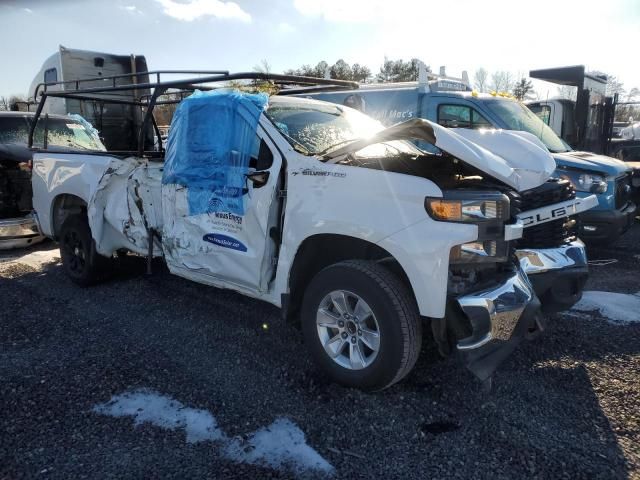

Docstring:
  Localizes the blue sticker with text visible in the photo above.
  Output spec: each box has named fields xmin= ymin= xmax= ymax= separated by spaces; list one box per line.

xmin=203 ymin=234 xmax=247 ymax=252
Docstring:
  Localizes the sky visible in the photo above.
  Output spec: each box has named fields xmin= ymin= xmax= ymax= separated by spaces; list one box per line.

xmin=1 ymin=0 xmax=639 ymax=99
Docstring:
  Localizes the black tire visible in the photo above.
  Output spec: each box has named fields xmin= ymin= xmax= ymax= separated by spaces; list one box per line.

xmin=301 ymin=260 xmax=422 ymax=391
xmin=59 ymin=215 xmax=111 ymax=286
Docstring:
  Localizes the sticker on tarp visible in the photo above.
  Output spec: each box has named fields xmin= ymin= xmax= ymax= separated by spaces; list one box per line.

xmin=162 ymin=90 xmax=268 ymax=216
xmin=203 ymin=233 xmax=248 ymax=252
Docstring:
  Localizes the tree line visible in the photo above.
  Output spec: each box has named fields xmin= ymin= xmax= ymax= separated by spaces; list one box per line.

xmin=283 ymin=57 xmax=429 ymax=83
xmin=283 ymin=59 xmax=537 ymax=101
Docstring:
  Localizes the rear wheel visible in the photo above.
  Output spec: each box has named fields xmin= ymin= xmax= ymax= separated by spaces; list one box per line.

xmin=59 ymin=216 xmax=111 ymax=286
xmin=301 ymin=260 xmax=422 ymax=391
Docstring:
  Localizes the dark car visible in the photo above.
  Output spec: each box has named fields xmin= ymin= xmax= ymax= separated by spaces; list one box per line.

xmin=0 ymin=111 xmax=105 ymax=249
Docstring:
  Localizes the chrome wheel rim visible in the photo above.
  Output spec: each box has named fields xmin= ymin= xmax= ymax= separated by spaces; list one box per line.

xmin=316 ymin=290 xmax=380 ymax=370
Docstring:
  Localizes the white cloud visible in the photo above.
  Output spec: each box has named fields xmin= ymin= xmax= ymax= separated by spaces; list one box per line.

xmin=23 ymin=7 xmax=33 ymax=14
xmin=292 ymin=0 xmax=436 ymax=23
xmin=120 ymin=5 xmax=144 ymax=14
xmin=154 ymin=0 xmax=251 ymax=22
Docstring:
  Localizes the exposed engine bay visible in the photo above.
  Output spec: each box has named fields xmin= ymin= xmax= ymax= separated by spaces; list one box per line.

xmin=0 ymin=155 xmax=33 ymax=219
xmin=336 ymin=149 xmax=506 ymax=191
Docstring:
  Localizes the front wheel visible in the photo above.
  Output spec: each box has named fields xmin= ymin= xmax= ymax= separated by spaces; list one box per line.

xmin=59 ymin=216 xmax=111 ymax=286
xmin=301 ymin=260 xmax=422 ymax=391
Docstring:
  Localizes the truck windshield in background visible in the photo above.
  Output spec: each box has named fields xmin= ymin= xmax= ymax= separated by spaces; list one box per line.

xmin=0 ymin=116 xmax=105 ymax=151
xmin=485 ymin=100 xmax=572 ymax=154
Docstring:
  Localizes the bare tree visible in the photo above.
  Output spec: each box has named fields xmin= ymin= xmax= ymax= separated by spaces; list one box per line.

xmin=0 ymin=95 xmax=27 ymax=111
xmin=626 ymin=87 xmax=640 ymax=101
xmin=473 ymin=68 xmax=488 ymax=93
xmin=253 ymin=59 xmax=272 ymax=75
xmin=489 ymin=71 xmax=515 ymax=93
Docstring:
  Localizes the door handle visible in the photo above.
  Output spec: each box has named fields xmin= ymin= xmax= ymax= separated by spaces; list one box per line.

xmin=246 ymin=170 xmax=270 ymax=188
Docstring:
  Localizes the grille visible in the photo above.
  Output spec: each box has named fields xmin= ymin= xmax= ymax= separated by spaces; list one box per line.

xmin=615 ymin=174 xmax=631 ymax=209
xmin=520 ymin=178 xmax=575 ymax=210
xmin=510 ymin=179 xmax=578 ymax=249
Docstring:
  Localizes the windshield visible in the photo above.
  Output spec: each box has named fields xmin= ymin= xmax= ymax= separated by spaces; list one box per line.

xmin=485 ymin=100 xmax=572 ymax=153
xmin=266 ymin=101 xmax=393 ymax=155
xmin=0 ymin=116 xmax=105 ymax=151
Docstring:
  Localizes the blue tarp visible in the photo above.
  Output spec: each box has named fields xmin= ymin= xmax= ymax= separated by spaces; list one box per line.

xmin=162 ymin=90 xmax=269 ymax=216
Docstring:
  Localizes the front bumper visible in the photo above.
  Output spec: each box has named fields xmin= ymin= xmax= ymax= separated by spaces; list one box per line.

xmin=516 ymin=240 xmax=588 ymax=313
xmin=455 ymin=268 xmax=542 ymax=380
xmin=0 ymin=214 xmax=45 ymax=250
xmin=578 ymin=202 xmax=636 ymax=244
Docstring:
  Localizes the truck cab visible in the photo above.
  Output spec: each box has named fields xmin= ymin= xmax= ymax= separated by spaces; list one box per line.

xmin=29 ymin=46 xmax=151 ymax=151
xmin=308 ymin=77 xmax=635 ymax=245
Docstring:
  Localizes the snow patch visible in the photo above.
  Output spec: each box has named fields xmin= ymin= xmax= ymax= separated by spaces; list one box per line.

xmin=92 ymin=389 xmax=224 ymax=443
xmin=572 ymin=291 xmax=640 ymax=325
xmin=93 ymin=389 xmax=333 ymax=475
xmin=225 ymin=418 xmax=334 ymax=474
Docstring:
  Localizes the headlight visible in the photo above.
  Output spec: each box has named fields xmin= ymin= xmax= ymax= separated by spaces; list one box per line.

xmin=556 ymin=169 xmax=607 ymax=194
xmin=425 ymin=191 xmax=509 ymax=223
xmin=425 ymin=191 xmax=512 ymax=264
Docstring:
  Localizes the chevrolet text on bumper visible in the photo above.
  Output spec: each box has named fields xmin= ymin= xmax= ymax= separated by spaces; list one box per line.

xmin=0 ymin=214 xmax=44 ymax=250
xmin=516 ymin=194 xmax=598 ymax=228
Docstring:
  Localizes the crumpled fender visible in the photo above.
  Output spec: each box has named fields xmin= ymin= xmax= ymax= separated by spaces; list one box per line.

xmin=87 ymin=158 xmax=163 ymax=257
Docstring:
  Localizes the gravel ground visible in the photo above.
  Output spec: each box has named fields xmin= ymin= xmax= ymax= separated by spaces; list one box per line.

xmin=1 ymin=224 xmax=639 ymax=480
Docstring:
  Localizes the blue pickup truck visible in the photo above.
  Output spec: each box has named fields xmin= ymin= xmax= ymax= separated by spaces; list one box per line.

xmin=308 ymin=78 xmax=636 ymax=245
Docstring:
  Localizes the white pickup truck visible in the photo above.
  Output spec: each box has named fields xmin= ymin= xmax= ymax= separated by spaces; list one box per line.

xmin=29 ymin=75 xmax=597 ymax=390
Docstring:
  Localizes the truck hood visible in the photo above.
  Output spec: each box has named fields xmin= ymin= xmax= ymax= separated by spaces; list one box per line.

xmin=325 ymin=119 xmax=555 ymax=191
xmin=552 ymin=150 xmax=630 ymax=176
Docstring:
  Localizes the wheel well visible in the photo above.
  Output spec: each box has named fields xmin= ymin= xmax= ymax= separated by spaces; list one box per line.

xmin=285 ymin=234 xmax=413 ymax=323
xmin=51 ymin=194 xmax=88 ymax=240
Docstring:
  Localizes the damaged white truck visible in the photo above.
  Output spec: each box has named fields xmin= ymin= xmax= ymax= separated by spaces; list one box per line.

xmin=29 ymin=73 xmax=597 ymax=390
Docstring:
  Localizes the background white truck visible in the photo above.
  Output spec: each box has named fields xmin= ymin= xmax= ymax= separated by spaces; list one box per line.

xmin=29 ymin=73 xmax=596 ymax=390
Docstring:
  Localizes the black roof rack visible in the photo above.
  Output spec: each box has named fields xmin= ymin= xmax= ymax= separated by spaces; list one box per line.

xmin=29 ymin=71 xmax=360 ymax=155
xmin=32 ymin=69 xmax=230 ymax=100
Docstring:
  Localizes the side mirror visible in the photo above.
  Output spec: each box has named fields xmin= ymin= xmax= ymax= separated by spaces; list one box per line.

xmin=246 ymin=170 xmax=270 ymax=188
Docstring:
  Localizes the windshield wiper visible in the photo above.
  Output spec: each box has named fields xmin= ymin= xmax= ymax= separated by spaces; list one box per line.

xmin=316 ymin=138 xmax=360 ymax=157
xmin=64 ymin=139 xmax=90 ymax=150
xmin=278 ymin=131 xmax=311 ymax=156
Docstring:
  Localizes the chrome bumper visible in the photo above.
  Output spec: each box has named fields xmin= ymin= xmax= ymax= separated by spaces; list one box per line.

xmin=0 ymin=214 xmax=45 ymax=250
xmin=455 ymin=268 xmax=534 ymax=351
xmin=516 ymin=240 xmax=588 ymax=275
